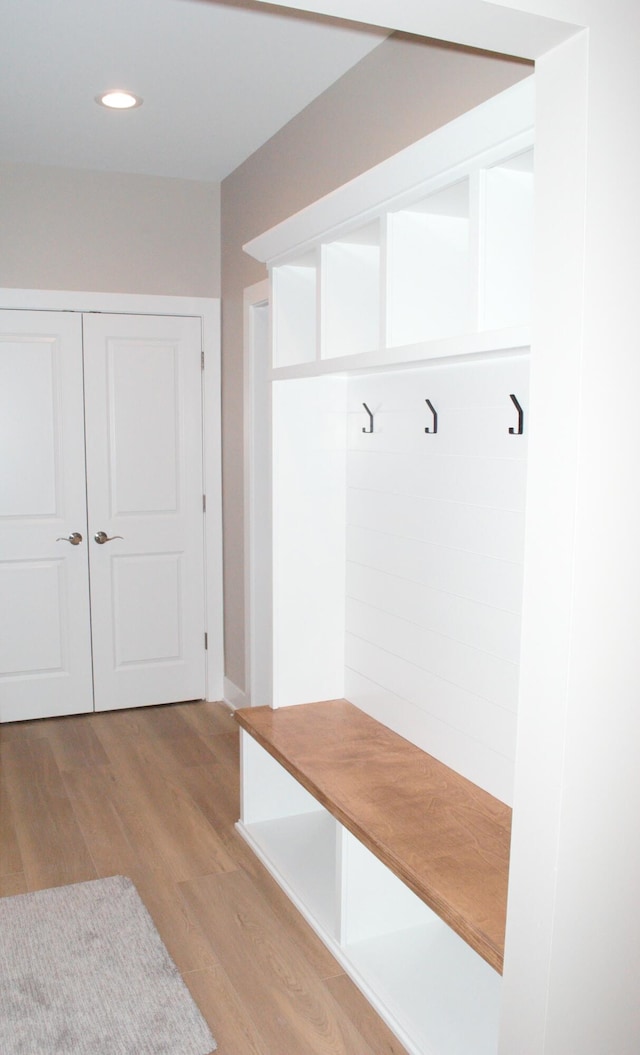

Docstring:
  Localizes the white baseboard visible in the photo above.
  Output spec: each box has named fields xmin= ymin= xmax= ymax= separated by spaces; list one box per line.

xmin=223 ymin=677 xmax=248 ymax=711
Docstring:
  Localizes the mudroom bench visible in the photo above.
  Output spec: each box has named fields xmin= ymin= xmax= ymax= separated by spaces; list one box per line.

xmin=235 ymin=699 xmax=511 ymax=1055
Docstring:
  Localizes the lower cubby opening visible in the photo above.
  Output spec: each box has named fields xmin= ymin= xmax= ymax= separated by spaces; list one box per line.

xmin=339 ymin=825 xmax=502 ymax=1055
xmin=237 ymin=804 xmax=502 ymax=1055
xmin=345 ymin=921 xmax=501 ymax=1055
xmin=238 ymin=810 xmax=339 ymax=939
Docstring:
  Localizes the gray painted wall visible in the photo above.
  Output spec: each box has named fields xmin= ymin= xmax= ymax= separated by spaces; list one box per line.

xmin=220 ymin=32 xmax=531 ymax=693
xmin=0 ymin=162 xmax=220 ymax=296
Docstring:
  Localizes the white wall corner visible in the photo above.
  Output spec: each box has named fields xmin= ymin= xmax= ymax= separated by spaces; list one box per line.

xmin=223 ymin=677 xmax=248 ymax=711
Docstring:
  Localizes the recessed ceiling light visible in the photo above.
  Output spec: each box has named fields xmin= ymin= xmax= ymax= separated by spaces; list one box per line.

xmin=96 ymin=90 xmax=143 ymax=110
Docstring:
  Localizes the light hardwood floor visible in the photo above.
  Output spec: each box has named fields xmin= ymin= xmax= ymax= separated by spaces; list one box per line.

xmin=0 ymin=700 xmax=408 ymax=1054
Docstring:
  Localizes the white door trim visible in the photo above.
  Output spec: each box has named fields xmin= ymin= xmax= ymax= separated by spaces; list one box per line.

xmin=0 ymin=288 xmax=224 ymax=703
xmin=243 ymin=279 xmax=270 ymax=708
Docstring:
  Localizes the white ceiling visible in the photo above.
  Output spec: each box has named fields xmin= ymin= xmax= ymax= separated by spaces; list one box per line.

xmin=0 ymin=0 xmax=387 ymax=182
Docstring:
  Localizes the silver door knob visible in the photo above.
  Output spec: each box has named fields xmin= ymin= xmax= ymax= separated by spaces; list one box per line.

xmin=56 ymin=532 xmax=83 ymax=545
xmin=94 ymin=531 xmax=124 ymax=545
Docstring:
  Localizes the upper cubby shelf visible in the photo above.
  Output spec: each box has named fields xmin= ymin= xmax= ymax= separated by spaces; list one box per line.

xmin=386 ymin=179 xmax=471 ymax=348
xmin=244 ymin=76 xmax=534 ymax=378
xmin=271 ymin=249 xmax=317 ymax=368
xmin=321 ymin=219 xmax=382 ymax=359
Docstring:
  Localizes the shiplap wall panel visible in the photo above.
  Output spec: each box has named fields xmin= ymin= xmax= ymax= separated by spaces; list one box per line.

xmin=345 ymin=632 xmax=517 ymax=750
xmin=345 ymin=563 xmax=520 ymax=661
xmin=347 ymin=449 xmax=526 ymax=509
xmin=348 ymin=489 xmax=524 ymax=562
xmin=344 ymin=355 xmax=528 ymax=803
xmin=346 ymin=599 xmax=518 ymax=709
xmin=346 ymin=524 xmax=523 ymax=612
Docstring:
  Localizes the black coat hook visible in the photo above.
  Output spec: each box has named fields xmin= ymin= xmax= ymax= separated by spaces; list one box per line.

xmin=424 ymin=399 xmax=438 ymax=434
xmin=509 ymin=393 xmax=524 ymax=435
xmin=362 ymin=403 xmax=374 ymax=434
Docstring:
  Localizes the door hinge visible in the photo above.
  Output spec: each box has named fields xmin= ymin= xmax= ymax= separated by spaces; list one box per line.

xmin=201 ymin=349 xmax=205 ymax=369
xmin=204 ymin=632 xmax=208 ymax=651
xmin=202 ymin=494 xmax=206 ymax=513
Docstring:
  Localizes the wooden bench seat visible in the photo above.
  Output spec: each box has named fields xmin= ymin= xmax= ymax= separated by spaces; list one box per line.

xmin=235 ymin=698 xmax=511 ymax=973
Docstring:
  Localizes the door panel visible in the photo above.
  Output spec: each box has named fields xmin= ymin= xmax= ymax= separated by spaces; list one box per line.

xmin=0 ymin=311 xmax=93 ymax=722
xmin=83 ymin=314 xmax=206 ymax=711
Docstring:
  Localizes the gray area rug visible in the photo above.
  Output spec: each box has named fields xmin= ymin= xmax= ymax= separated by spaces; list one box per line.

xmin=0 ymin=875 xmax=216 ymax=1055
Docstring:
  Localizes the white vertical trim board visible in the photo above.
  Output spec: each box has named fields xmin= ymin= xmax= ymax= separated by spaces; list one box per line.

xmin=243 ymin=280 xmax=272 ymax=707
xmin=201 ymin=298 xmax=224 ymax=702
xmin=271 ymin=374 xmax=348 ymax=708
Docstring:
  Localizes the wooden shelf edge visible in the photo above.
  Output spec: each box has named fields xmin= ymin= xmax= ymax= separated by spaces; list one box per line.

xmin=235 ymin=701 xmax=510 ymax=974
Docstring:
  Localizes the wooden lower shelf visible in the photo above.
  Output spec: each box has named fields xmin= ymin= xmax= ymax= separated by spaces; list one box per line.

xmin=235 ymin=698 xmax=511 ymax=973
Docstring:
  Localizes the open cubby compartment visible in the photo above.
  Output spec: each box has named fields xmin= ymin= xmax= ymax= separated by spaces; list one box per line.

xmin=271 ymin=248 xmax=319 ymax=368
xmin=479 ymin=148 xmax=534 ymax=332
xmin=239 ymin=730 xmax=340 ymax=938
xmin=339 ymin=832 xmax=502 ymax=1055
xmin=320 ymin=220 xmax=383 ymax=359
xmin=386 ymin=179 xmax=472 ymax=348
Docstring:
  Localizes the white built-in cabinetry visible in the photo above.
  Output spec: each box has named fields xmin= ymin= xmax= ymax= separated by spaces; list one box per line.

xmin=238 ymin=77 xmax=534 ymax=1055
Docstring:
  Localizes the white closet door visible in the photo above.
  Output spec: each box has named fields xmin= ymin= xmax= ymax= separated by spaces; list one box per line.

xmin=83 ymin=313 xmax=206 ymax=712
xmin=0 ymin=311 xmax=93 ymax=722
